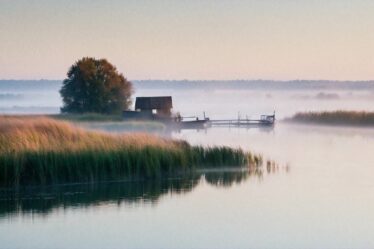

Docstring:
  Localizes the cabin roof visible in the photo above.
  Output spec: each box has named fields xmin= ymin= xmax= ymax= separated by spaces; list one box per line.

xmin=135 ymin=96 xmax=173 ymax=110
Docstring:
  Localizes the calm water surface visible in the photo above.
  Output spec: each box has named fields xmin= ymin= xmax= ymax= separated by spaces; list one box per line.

xmin=1 ymin=123 xmax=374 ymax=248
xmin=1 ymin=84 xmax=374 ymax=248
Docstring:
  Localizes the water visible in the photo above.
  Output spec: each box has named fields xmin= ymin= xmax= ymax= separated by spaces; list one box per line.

xmin=1 ymin=81 xmax=374 ymax=248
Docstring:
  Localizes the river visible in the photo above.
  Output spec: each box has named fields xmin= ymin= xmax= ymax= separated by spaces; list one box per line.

xmin=1 ymin=81 xmax=374 ymax=248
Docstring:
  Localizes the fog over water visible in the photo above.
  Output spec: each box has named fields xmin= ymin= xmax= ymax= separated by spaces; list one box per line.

xmin=1 ymin=80 xmax=374 ymax=116
xmin=1 ymin=80 xmax=374 ymax=248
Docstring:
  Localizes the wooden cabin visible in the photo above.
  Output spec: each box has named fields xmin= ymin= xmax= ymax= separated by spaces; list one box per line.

xmin=135 ymin=96 xmax=172 ymax=117
xmin=123 ymin=96 xmax=173 ymax=120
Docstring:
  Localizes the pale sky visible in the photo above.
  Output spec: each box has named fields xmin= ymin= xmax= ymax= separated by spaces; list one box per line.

xmin=1 ymin=0 xmax=374 ymax=80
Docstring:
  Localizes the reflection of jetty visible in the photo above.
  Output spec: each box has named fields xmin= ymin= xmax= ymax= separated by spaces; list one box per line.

xmin=123 ymin=96 xmax=275 ymax=129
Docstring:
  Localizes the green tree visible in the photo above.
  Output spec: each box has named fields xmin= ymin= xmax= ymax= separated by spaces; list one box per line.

xmin=60 ymin=57 xmax=133 ymax=114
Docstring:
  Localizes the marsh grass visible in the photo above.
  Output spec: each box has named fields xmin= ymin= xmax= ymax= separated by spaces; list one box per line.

xmin=49 ymin=113 xmax=123 ymax=122
xmin=50 ymin=113 xmax=166 ymax=133
xmin=80 ymin=121 xmax=166 ymax=133
xmin=286 ymin=111 xmax=374 ymax=126
xmin=0 ymin=116 xmax=261 ymax=187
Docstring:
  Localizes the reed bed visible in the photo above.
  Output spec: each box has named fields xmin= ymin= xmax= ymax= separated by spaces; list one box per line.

xmin=49 ymin=113 xmax=123 ymax=122
xmin=0 ymin=116 xmax=261 ymax=187
xmin=286 ymin=111 xmax=374 ymax=126
xmin=50 ymin=113 xmax=166 ymax=133
xmin=80 ymin=121 xmax=166 ymax=133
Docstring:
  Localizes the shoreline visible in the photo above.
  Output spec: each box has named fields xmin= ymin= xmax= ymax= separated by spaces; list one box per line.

xmin=0 ymin=116 xmax=262 ymax=188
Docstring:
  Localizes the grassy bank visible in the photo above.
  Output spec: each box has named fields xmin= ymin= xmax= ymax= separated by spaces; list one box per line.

xmin=49 ymin=113 xmax=123 ymax=122
xmin=49 ymin=113 xmax=166 ymax=133
xmin=0 ymin=116 xmax=261 ymax=188
xmin=79 ymin=121 xmax=166 ymax=133
xmin=286 ymin=111 xmax=374 ymax=126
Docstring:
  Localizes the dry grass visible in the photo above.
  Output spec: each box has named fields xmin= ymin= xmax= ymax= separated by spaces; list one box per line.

xmin=0 ymin=116 xmax=261 ymax=187
xmin=0 ymin=116 xmax=177 ymax=153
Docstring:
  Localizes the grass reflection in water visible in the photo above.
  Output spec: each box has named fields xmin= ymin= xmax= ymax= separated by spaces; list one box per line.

xmin=0 ymin=166 xmax=287 ymax=217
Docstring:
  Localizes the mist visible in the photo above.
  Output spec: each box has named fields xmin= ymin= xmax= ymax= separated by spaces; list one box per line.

xmin=2 ymin=79 xmax=374 ymax=118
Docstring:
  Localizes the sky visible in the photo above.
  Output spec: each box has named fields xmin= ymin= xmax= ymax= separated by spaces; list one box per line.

xmin=1 ymin=0 xmax=374 ymax=80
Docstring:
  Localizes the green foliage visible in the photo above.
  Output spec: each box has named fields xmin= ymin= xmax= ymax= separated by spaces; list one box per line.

xmin=60 ymin=57 xmax=133 ymax=114
xmin=0 ymin=146 xmax=257 ymax=188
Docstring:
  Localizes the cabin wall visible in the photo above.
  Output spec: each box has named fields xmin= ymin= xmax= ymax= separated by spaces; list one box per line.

xmin=123 ymin=111 xmax=153 ymax=120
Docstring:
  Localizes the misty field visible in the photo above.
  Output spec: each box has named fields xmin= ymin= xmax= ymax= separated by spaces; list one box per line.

xmin=49 ymin=113 xmax=124 ymax=122
xmin=0 ymin=116 xmax=262 ymax=188
xmin=286 ymin=111 xmax=374 ymax=126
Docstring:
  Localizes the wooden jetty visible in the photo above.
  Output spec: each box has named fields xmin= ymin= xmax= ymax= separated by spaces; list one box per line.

xmin=209 ymin=113 xmax=275 ymax=127
xmin=178 ymin=112 xmax=275 ymax=129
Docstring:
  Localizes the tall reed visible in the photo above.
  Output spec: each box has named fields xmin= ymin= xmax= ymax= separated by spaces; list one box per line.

xmin=0 ymin=116 xmax=261 ymax=187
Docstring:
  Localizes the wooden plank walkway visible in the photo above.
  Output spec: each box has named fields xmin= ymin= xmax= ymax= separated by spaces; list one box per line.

xmin=209 ymin=113 xmax=275 ymax=127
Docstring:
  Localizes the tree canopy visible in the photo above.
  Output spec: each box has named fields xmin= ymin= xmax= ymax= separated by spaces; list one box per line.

xmin=60 ymin=57 xmax=133 ymax=114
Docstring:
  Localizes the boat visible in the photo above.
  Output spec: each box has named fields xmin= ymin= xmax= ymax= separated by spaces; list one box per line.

xmin=178 ymin=117 xmax=211 ymax=129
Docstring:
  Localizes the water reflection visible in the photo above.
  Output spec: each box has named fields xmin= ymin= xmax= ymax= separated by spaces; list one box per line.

xmin=202 ymin=167 xmax=264 ymax=187
xmin=0 ymin=167 xmax=286 ymax=218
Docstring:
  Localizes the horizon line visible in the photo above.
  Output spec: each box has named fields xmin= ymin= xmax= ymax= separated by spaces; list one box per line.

xmin=2 ymin=79 xmax=374 ymax=83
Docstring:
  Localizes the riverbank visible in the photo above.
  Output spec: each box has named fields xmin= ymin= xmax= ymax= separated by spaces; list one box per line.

xmin=49 ymin=113 xmax=123 ymax=122
xmin=51 ymin=113 xmax=167 ymax=132
xmin=0 ymin=116 xmax=262 ymax=188
xmin=285 ymin=111 xmax=374 ymax=127
xmin=3 ymin=114 xmax=166 ymax=133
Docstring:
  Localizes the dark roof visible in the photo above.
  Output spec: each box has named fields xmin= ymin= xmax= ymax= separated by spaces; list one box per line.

xmin=135 ymin=96 xmax=173 ymax=110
